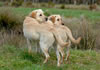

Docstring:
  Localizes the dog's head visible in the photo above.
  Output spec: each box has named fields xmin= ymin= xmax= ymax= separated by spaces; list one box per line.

xmin=29 ymin=9 xmax=46 ymax=22
xmin=48 ymin=15 xmax=64 ymax=25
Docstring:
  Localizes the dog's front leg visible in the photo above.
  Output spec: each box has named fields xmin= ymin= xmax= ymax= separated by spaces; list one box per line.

xmin=27 ymin=38 xmax=32 ymax=54
xmin=56 ymin=48 xmax=61 ymax=67
xmin=65 ymin=40 xmax=71 ymax=63
xmin=57 ymin=44 xmax=65 ymax=64
xmin=35 ymin=42 xmax=41 ymax=53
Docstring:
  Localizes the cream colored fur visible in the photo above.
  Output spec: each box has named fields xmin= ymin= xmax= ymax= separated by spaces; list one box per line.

xmin=23 ymin=9 xmax=69 ymax=66
xmin=47 ymin=15 xmax=81 ymax=64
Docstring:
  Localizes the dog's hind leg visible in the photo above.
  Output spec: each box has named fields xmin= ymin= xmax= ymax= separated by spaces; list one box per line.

xmin=57 ymin=44 xmax=65 ymax=64
xmin=56 ymin=48 xmax=61 ymax=67
xmin=39 ymin=42 xmax=50 ymax=64
xmin=65 ymin=49 xmax=70 ymax=63
xmin=27 ymin=38 xmax=32 ymax=54
xmin=65 ymin=40 xmax=71 ymax=63
xmin=54 ymin=45 xmax=61 ymax=67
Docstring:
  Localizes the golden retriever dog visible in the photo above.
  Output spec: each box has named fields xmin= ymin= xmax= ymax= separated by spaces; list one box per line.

xmin=44 ymin=17 xmax=69 ymax=66
xmin=46 ymin=15 xmax=81 ymax=64
xmin=23 ymin=9 xmax=69 ymax=66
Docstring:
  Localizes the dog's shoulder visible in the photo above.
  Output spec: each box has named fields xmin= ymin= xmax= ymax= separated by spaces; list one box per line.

xmin=24 ymin=16 xmax=38 ymax=24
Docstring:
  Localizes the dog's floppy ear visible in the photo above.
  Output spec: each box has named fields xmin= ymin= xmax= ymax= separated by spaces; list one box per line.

xmin=31 ymin=12 xmax=36 ymax=18
xmin=50 ymin=16 xmax=55 ymax=23
xmin=29 ymin=11 xmax=36 ymax=18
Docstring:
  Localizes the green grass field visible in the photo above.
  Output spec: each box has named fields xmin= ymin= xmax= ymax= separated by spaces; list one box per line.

xmin=0 ymin=7 xmax=100 ymax=70
xmin=13 ymin=7 xmax=100 ymax=22
xmin=0 ymin=45 xmax=100 ymax=70
xmin=0 ymin=7 xmax=100 ymax=23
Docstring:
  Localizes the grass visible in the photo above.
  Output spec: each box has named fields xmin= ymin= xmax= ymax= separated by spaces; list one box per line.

xmin=0 ymin=7 xmax=100 ymax=70
xmin=0 ymin=2 xmax=3 ymax=6
xmin=5 ymin=7 xmax=100 ymax=22
xmin=0 ymin=45 xmax=100 ymax=70
xmin=0 ymin=7 xmax=100 ymax=23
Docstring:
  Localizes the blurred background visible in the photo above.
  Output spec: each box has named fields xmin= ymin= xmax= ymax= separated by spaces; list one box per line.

xmin=0 ymin=0 xmax=100 ymax=50
xmin=0 ymin=0 xmax=100 ymax=70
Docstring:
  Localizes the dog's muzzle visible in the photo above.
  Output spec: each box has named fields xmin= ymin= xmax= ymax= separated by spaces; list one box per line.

xmin=62 ymin=23 xmax=64 ymax=25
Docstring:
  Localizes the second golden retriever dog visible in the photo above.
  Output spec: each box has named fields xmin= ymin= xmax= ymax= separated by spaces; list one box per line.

xmin=47 ymin=15 xmax=81 ymax=63
xmin=23 ymin=9 xmax=69 ymax=66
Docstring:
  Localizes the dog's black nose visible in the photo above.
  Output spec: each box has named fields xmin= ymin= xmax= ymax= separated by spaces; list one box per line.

xmin=45 ymin=17 xmax=48 ymax=21
xmin=62 ymin=23 xmax=64 ymax=25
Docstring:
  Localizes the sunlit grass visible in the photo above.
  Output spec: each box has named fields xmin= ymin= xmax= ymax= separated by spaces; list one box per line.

xmin=12 ymin=7 xmax=100 ymax=21
xmin=0 ymin=45 xmax=100 ymax=70
xmin=0 ymin=7 xmax=100 ymax=22
xmin=0 ymin=7 xmax=100 ymax=70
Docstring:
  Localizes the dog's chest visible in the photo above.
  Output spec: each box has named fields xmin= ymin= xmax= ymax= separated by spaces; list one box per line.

xmin=57 ymin=28 xmax=68 ymax=41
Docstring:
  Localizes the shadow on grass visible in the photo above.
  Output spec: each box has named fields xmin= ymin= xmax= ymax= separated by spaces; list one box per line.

xmin=20 ymin=51 xmax=44 ymax=64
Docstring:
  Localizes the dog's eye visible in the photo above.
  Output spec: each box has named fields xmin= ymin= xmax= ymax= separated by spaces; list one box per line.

xmin=40 ymin=14 xmax=42 ymax=16
xmin=57 ymin=19 xmax=59 ymax=21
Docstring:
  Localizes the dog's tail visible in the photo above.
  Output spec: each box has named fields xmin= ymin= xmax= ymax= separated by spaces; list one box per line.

xmin=64 ymin=26 xmax=81 ymax=44
xmin=50 ymin=28 xmax=69 ymax=47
